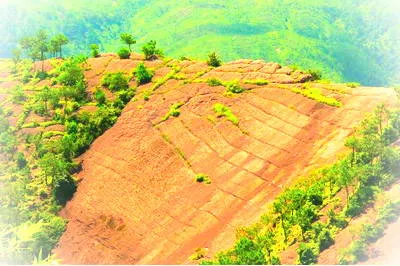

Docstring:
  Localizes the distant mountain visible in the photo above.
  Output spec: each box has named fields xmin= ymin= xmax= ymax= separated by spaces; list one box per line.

xmin=1 ymin=0 xmax=399 ymax=86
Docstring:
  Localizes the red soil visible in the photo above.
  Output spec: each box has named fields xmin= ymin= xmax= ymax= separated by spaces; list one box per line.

xmin=53 ymin=55 xmax=398 ymax=264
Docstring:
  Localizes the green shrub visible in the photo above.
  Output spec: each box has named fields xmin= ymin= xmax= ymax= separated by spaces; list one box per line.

xmin=339 ymin=240 xmax=367 ymax=264
xmin=53 ymin=176 xmax=76 ymax=205
xmin=233 ymin=237 xmax=266 ymax=264
xmin=244 ymin=79 xmax=269 ymax=85
xmin=297 ymin=243 xmax=318 ymax=265
xmin=207 ymin=78 xmax=223 ymax=86
xmin=56 ymin=59 xmax=85 ymax=88
xmin=317 ymin=228 xmax=334 ymax=251
xmin=162 ymin=102 xmax=184 ymax=121
xmin=360 ymin=223 xmax=384 ymax=243
xmin=117 ymin=89 xmax=135 ymax=104
xmin=117 ymin=48 xmax=130 ymax=59
xmin=35 ymin=71 xmax=48 ymax=80
xmin=142 ymin=40 xmax=163 ymax=60
xmin=346 ymin=82 xmax=360 ymax=88
xmin=328 ymin=209 xmax=348 ymax=229
xmin=90 ymin=44 xmax=100 ymax=58
xmin=195 ymin=173 xmax=211 ymax=184
xmin=213 ymin=103 xmax=239 ymax=125
xmin=101 ymin=72 xmax=129 ymax=91
xmin=31 ymin=215 xmax=66 ymax=258
xmin=207 ymin=52 xmax=222 ymax=67
xmin=225 ymin=81 xmax=244 ymax=94
xmin=16 ymin=152 xmax=27 ymax=169
xmin=134 ymin=63 xmax=153 ymax=85
xmin=306 ymin=69 xmax=322 ymax=81
xmin=94 ymin=88 xmax=106 ymax=105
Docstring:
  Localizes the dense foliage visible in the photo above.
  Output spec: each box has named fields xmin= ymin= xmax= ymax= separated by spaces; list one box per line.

xmin=0 ymin=55 xmax=136 ymax=264
xmin=1 ymin=0 xmax=399 ymax=86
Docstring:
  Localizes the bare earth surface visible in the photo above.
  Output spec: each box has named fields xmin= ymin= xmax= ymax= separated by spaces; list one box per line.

xmin=51 ymin=55 xmax=398 ymax=264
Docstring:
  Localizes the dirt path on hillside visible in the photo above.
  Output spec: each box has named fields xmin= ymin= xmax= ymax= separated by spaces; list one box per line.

xmin=53 ymin=57 xmax=398 ymax=264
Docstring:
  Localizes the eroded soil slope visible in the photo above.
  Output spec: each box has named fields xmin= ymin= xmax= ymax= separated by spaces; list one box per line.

xmin=54 ymin=55 xmax=398 ymax=264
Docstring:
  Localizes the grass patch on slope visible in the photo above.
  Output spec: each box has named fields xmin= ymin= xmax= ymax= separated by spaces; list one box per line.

xmin=213 ymin=103 xmax=239 ymax=125
xmin=291 ymin=86 xmax=342 ymax=107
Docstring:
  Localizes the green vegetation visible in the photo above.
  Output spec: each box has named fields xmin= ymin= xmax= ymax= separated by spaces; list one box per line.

xmin=3 ymin=1 xmax=398 ymax=86
xmin=117 ymin=48 xmax=130 ymax=59
xmin=120 ymin=33 xmax=136 ymax=52
xmin=291 ymin=86 xmax=342 ymax=107
xmin=339 ymin=201 xmax=400 ymax=264
xmin=142 ymin=40 xmax=163 ymax=60
xmin=0 ymin=52 xmax=138 ymax=263
xmin=162 ymin=102 xmax=184 ymax=121
xmin=346 ymin=82 xmax=361 ymax=88
xmin=90 ymin=44 xmax=100 ymax=58
xmin=213 ymin=103 xmax=239 ymax=125
xmin=133 ymin=63 xmax=153 ymax=85
xmin=225 ymin=81 xmax=245 ymax=94
xmin=244 ymin=79 xmax=269 ymax=85
xmin=94 ymin=88 xmax=106 ymax=105
xmin=207 ymin=78 xmax=223 ymax=87
xmin=203 ymin=105 xmax=400 ymax=265
xmin=101 ymin=72 xmax=129 ymax=91
xmin=207 ymin=52 xmax=222 ymax=67
xmin=50 ymin=34 xmax=69 ymax=58
xmin=195 ymin=173 xmax=211 ymax=184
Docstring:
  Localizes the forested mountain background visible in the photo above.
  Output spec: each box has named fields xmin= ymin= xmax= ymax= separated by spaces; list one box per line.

xmin=0 ymin=0 xmax=399 ymax=86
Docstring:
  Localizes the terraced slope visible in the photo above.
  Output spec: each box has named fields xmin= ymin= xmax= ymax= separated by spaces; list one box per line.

xmin=53 ymin=55 xmax=398 ymax=264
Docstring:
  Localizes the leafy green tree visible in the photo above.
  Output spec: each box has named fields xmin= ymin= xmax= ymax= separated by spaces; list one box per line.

xmin=36 ymin=86 xmax=53 ymax=115
xmin=335 ymin=160 xmax=356 ymax=205
xmin=57 ymin=60 xmax=85 ymax=87
xmin=297 ymin=243 xmax=318 ymax=264
xmin=90 ymin=44 xmax=100 ymax=58
xmin=120 ymin=33 xmax=136 ymax=52
xmin=49 ymin=38 xmax=59 ymax=58
xmin=117 ymin=48 xmax=130 ymax=59
xmin=233 ymin=237 xmax=266 ymax=264
xmin=207 ymin=52 xmax=222 ymax=67
xmin=134 ymin=63 xmax=153 ymax=84
xmin=101 ymin=72 xmax=129 ymax=91
xmin=38 ymin=153 xmax=69 ymax=189
xmin=94 ymin=88 xmax=106 ymax=105
xmin=19 ymin=36 xmax=39 ymax=61
xmin=142 ymin=40 xmax=163 ymax=60
xmin=35 ymin=30 xmax=50 ymax=72
xmin=52 ymin=34 xmax=69 ymax=58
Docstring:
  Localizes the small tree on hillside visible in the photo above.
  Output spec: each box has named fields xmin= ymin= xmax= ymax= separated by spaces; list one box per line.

xmin=120 ymin=33 xmax=136 ymax=52
xmin=133 ymin=63 xmax=153 ymax=84
xmin=37 ymin=86 xmax=52 ymax=115
xmin=53 ymin=34 xmax=69 ymax=58
xmin=35 ymin=30 xmax=50 ymax=72
xmin=49 ymin=39 xmax=59 ymax=58
xmin=20 ymin=36 xmax=40 ymax=62
xmin=90 ymin=44 xmax=100 ymax=58
xmin=207 ymin=52 xmax=222 ymax=67
xmin=142 ymin=40 xmax=163 ymax=60
xmin=117 ymin=48 xmax=130 ymax=59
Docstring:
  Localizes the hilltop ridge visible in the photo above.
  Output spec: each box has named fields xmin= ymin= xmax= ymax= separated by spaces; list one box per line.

xmin=36 ymin=54 xmax=398 ymax=264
